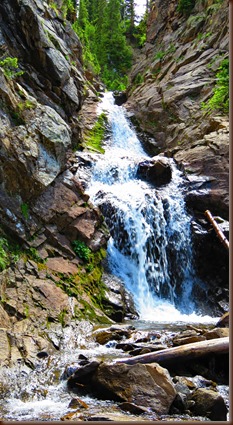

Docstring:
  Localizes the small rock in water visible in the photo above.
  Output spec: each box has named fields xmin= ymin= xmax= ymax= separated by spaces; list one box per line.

xmin=78 ymin=354 xmax=88 ymax=360
xmin=68 ymin=397 xmax=89 ymax=409
xmin=36 ymin=351 xmax=49 ymax=359
xmin=119 ymin=401 xmax=151 ymax=415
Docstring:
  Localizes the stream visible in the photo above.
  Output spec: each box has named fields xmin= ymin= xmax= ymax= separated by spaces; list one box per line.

xmin=0 ymin=92 xmax=228 ymax=421
xmin=87 ymin=92 xmax=217 ymax=321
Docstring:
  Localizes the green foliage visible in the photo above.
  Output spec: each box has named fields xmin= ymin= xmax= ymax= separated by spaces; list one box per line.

xmin=0 ymin=236 xmax=21 ymax=271
xmin=73 ymin=0 xmax=132 ymax=90
xmin=154 ymin=51 xmax=166 ymax=60
xmin=21 ymin=203 xmax=29 ymax=219
xmin=134 ymin=72 xmax=144 ymax=85
xmin=55 ymin=246 xmax=110 ymax=323
xmin=61 ymin=0 xmax=76 ymax=20
xmin=187 ymin=12 xmax=206 ymax=27
xmin=177 ymin=0 xmax=195 ymax=15
xmin=17 ymin=100 xmax=36 ymax=112
xmin=25 ymin=247 xmax=44 ymax=263
xmin=48 ymin=1 xmax=58 ymax=12
xmin=0 ymin=238 xmax=9 ymax=271
xmin=58 ymin=308 xmax=68 ymax=327
xmin=197 ymin=31 xmax=212 ymax=41
xmin=202 ymin=58 xmax=229 ymax=114
xmin=72 ymin=240 xmax=91 ymax=261
xmin=85 ymin=112 xmax=107 ymax=153
xmin=0 ymin=57 xmax=24 ymax=79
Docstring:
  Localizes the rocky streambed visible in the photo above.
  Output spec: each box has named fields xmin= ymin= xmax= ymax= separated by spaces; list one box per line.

xmin=0 ymin=314 xmax=229 ymax=422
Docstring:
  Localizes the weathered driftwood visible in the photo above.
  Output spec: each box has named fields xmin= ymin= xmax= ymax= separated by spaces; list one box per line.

xmin=115 ymin=337 xmax=229 ymax=366
xmin=205 ymin=209 xmax=229 ymax=250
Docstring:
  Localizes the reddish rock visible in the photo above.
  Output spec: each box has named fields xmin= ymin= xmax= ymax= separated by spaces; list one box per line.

xmin=46 ymin=257 xmax=79 ymax=275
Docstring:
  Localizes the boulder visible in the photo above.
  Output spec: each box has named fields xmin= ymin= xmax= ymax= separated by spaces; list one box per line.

xmin=188 ymin=388 xmax=227 ymax=421
xmin=216 ymin=312 xmax=229 ymax=328
xmin=113 ymin=91 xmax=127 ymax=106
xmin=137 ymin=156 xmax=172 ymax=186
xmin=67 ymin=361 xmax=100 ymax=392
xmin=92 ymin=362 xmax=177 ymax=415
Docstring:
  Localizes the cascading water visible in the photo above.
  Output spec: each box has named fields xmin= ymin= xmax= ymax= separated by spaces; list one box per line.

xmin=87 ymin=92 xmax=211 ymax=322
xmin=0 ymin=92 xmax=223 ymax=422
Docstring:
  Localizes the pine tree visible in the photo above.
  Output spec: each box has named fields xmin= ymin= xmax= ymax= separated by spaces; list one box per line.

xmin=101 ymin=0 xmax=132 ymax=89
xmin=77 ymin=0 xmax=88 ymax=31
xmin=124 ymin=0 xmax=135 ymax=36
xmin=73 ymin=0 xmax=132 ymax=90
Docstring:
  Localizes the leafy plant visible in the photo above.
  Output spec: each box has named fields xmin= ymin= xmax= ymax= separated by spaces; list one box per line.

xmin=72 ymin=240 xmax=91 ymax=261
xmin=202 ymin=58 xmax=229 ymax=114
xmin=25 ymin=247 xmax=44 ymax=263
xmin=58 ymin=308 xmax=68 ymax=326
xmin=177 ymin=0 xmax=196 ymax=15
xmin=0 ymin=238 xmax=9 ymax=271
xmin=0 ymin=57 xmax=24 ymax=79
xmin=17 ymin=100 xmax=36 ymax=112
xmin=62 ymin=0 xmax=76 ymax=20
xmin=21 ymin=203 xmax=29 ymax=219
xmin=134 ymin=72 xmax=144 ymax=85
xmin=154 ymin=51 xmax=166 ymax=60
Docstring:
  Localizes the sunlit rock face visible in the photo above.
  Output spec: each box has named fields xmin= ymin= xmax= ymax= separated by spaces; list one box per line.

xmin=126 ymin=0 xmax=229 ymax=219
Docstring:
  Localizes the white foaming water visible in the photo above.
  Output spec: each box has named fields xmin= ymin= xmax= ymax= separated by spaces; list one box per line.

xmin=87 ymin=92 xmax=218 ymax=324
xmin=0 ymin=324 xmax=126 ymax=421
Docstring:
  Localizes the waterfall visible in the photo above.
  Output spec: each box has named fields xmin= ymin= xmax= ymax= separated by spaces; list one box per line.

xmin=87 ymin=92 xmax=212 ymax=322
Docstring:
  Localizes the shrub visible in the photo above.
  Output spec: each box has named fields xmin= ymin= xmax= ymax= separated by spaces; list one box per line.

xmin=0 ymin=238 xmax=8 ymax=271
xmin=202 ymin=58 xmax=229 ymax=114
xmin=72 ymin=240 xmax=91 ymax=261
xmin=0 ymin=57 xmax=24 ymax=79
xmin=177 ymin=0 xmax=195 ymax=15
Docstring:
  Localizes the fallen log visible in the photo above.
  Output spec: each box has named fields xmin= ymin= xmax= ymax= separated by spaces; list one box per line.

xmin=115 ymin=337 xmax=229 ymax=366
xmin=205 ymin=209 xmax=229 ymax=250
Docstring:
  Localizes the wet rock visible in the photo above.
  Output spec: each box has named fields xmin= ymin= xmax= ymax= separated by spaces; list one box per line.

xmin=137 ymin=156 xmax=172 ymax=186
xmin=92 ymin=324 xmax=133 ymax=345
xmin=68 ymin=397 xmax=89 ymax=409
xmin=67 ymin=361 xmax=100 ymax=392
xmin=129 ymin=344 xmax=168 ymax=356
xmin=102 ymin=274 xmax=138 ymax=322
xmin=169 ymin=392 xmax=187 ymax=414
xmin=119 ymin=401 xmax=151 ymax=415
xmin=203 ymin=327 xmax=229 ymax=339
xmin=188 ymin=387 xmax=227 ymax=421
xmin=216 ymin=312 xmax=229 ymax=328
xmin=172 ymin=330 xmax=206 ymax=346
xmin=92 ymin=362 xmax=177 ymax=414
xmin=115 ymin=342 xmax=138 ymax=352
xmin=36 ymin=351 xmax=49 ymax=359
xmin=113 ymin=91 xmax=127 ymax=106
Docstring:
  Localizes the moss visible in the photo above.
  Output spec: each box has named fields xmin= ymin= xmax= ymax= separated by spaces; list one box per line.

xmin=53 ymin=247 xmax=111 ymax=323
xmin=21 ymin=203 xmax=29 ymax=219
xmin=84 ymin=113 xmax=107 ymax=153
xmin=58 ymin=308 xmax=68 ymax=327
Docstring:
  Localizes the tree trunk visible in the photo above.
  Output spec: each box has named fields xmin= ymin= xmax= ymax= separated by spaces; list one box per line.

xmin=115 ymin=337 xmax=229 ymax=366
xmin=205 ymin=209 xmax=229 ymax=250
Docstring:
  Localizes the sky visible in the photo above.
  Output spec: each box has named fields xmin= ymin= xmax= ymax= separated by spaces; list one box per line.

xmin=134 ymin=0 xmax=147 ymax=19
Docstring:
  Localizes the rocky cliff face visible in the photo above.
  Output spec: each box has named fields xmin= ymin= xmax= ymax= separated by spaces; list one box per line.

xmin=0 ymin=0 xmax=136 ymax=367
xmin=125 ymin=0 xmax=229 ymax=316
xmin=126 ymin=0 xmax=229 ymax=219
